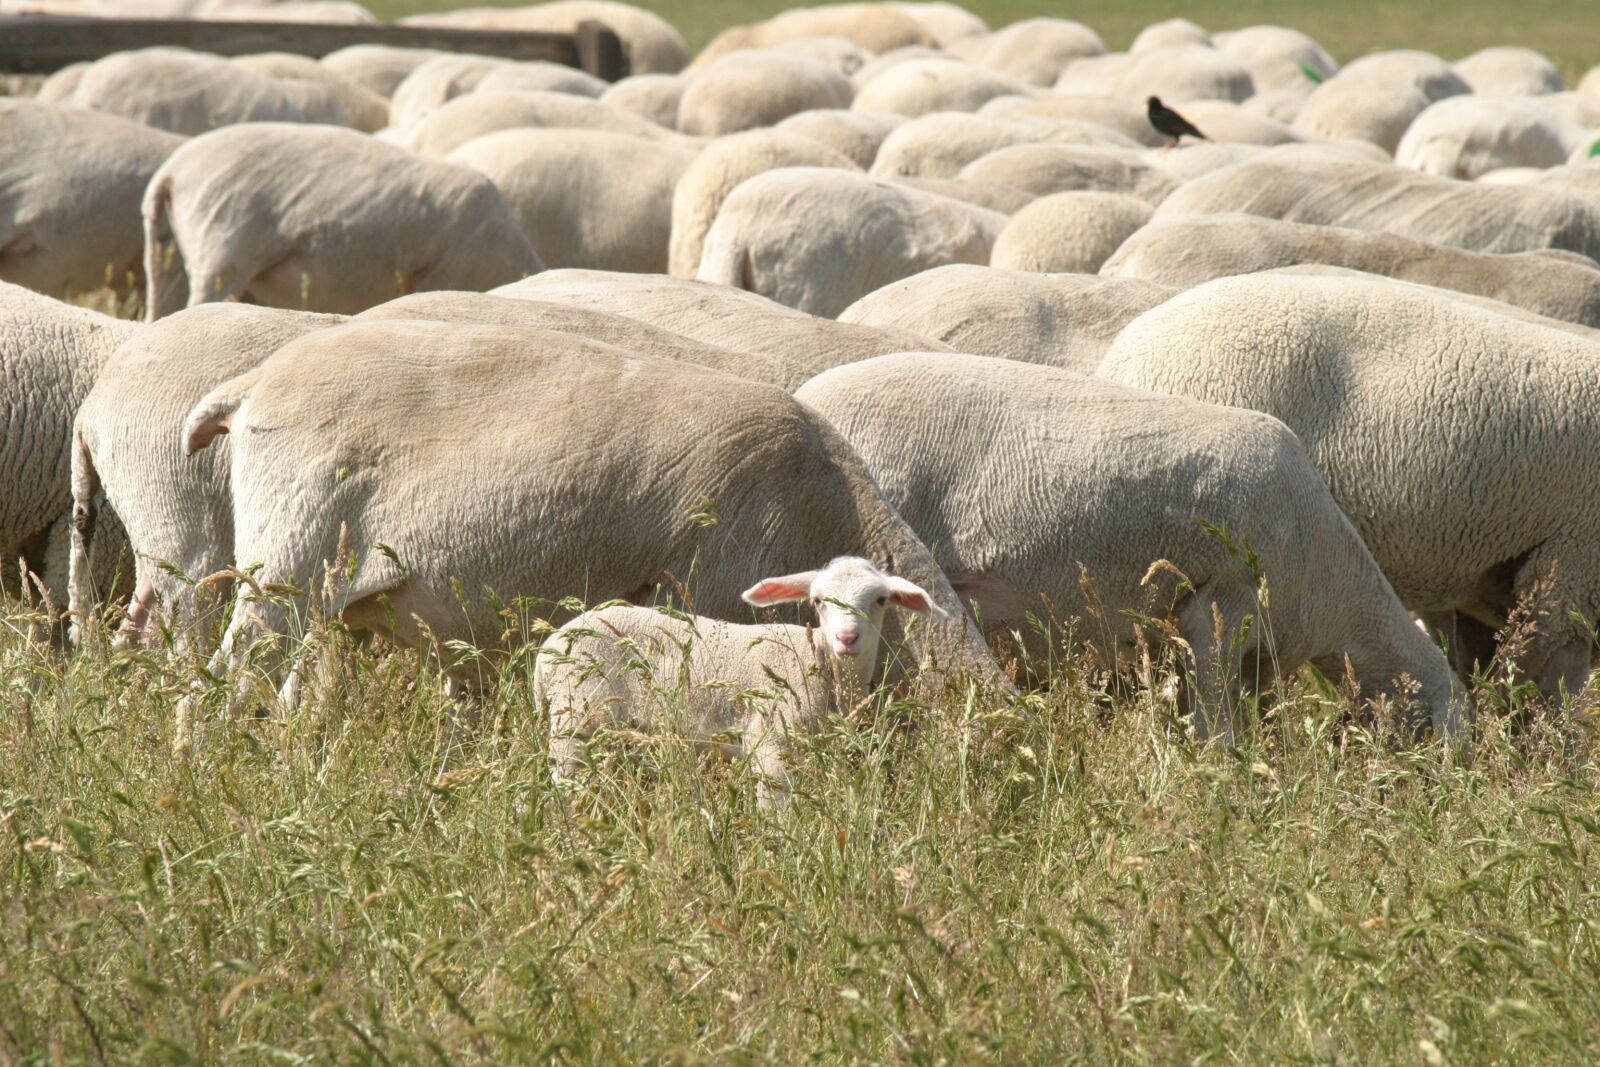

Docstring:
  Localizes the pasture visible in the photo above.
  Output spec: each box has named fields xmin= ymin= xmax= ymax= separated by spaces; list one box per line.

xmin=6 ymin=0 xmax=1600 ymax=1062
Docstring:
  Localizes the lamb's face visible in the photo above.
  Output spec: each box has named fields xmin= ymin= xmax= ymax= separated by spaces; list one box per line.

xmin=742 ymin=556 xmax=942 ymax=686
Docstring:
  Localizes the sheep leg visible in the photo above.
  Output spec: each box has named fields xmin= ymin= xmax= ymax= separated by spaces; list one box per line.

xmin=113 ymin=569 xmax=157 ymax=650
xmin=746 ymin=721 xmax=794 ymax=812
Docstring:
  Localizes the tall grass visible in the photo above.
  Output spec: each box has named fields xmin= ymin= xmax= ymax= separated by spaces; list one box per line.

xmin=4 ymin=587 xmax=1599 ymax=1063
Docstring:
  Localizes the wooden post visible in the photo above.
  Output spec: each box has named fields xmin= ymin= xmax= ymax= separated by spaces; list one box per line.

xmin=0 ymin=14 xmax=630 ymax=80
xmin=574 ymin=19 xmax=628 ymax=82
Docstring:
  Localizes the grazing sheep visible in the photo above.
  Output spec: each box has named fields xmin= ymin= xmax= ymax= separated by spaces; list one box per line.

xmin=1212 ymin=25 xmax=1337 ymax=93
xmin=889 ymin=1 xmax=986 ymax=46
xmin=537 ymin=557 xmax=941 ymax=807
xmin=600 ymin=74 xmax=688 ymax=128
xmin=990 ymin=190 xmax=1152 ymax=273
xmin=1 ymin=282 xmax=138 ymax=608
xmin=837 ymin=264 xmax=1171 ymax=372
xmin=1113 ymin=46 xmax=1253 ymax=104
xmin=497 ymin=269 xmax=950 ymax=366
xmin=62 ymin=48 xmax=351 ymax=135
xmin=449 ymin=129 xmax=692 ymax=273
xmin=850 ymin=45 xmax=944 ymax=90
xmin=319 ymin=44 xmax=445 ymax=99
xmin=1154 ymin=156 xmax=1600 ymax=260
xmin=69 ymin=305 xmax=343 ymax=648
xmin=695 ymin=4 xmax=937 ymax=68
xmin=766 ymin=35 xmax=870 ymax=77
xmin=982 ymin=93 xmax=1162 ymax=146
xmin=182 ymin=320 xmax=1001 ymax=731
xmin=796 ymin=352 xmax=1469 ymax=743
xmin=896 ymin=176 xmax=1036 ymax=214
xmin=1129 ymin=18 xmax=1210 ymax=53
xmin=1052 ymin=53 xmax=1135 ymax=96
xmin=944 ymin=19 xmax=1106 ymax=87
xmin=959 ymin=143 xmax=1178 ymax=204
xmin=1101 ymin=213 xmax=1600 ymax=327
xmin=401 ymin=1 xmax=691 ymax=75
xmin=852 ymin=57 xmax=1032 ymax=118
xmin=403 ymin=90 xmax=695 ymax=158
xmin=1395 ymin=95 xmax=1582 ymax=179
xmin=0 ymin=100 xmax=183 ymax=301
xmin=1452 ymin=46 xmax=1563 ymax=95
xmin=232 ymin=52 xmax=389 ymax=132
xmin=669 ymin=129 xmax=860 ymax=278
xmin=1292 ymin=52 xmax=1470 ymax=153
xmin=386 ymin=54 xmax=506 ymax=131
xmin=143 ymin=123 xmax=541 ymax=319
xmin=677 ymin=51 xmax=854 ymax=135
xmin=696 ymin=167 xmax=1004 ymax=316
xmin=1163 ymin=101 xmax=1305 ymax=145
xmin=475 ymin=61 xmax=610 ymax=99
xmin=775 ymin=108 xmax=904 ymax=167
xmin=1098 ymin=272 xmax=1600 ymax=700
xmin=870 ymin=112 xmax=1139 ymax=179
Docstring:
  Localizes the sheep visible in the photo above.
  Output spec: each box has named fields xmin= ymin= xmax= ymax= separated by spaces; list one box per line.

xmin=474 ymin=61 xmax=610 ymax=99
xmin=402 ymin=90 xmax=696 ymax=158
xmin=1538 ymin=93 xmax=1600 ymax=133
xmin=1452 ymin=46 xmax=1563 ymax=95
xmin=143 ymin=123 xmax=541 ymax=319
xmin=69 ymin=305 xmax=344 ymax=648
xmin=669 ymin=129 xmax=860 ymax=278
xmin=695 ymin=167 xmax=1004 ymax=316
xmin=1097 ymin=271 xmax=1600 ymax=702
xmin=852 ymin=57 xmax=1033 ymax=118
xmin=449 ymin=129 xmax=693 ymax=273
xmin=1292 ymin=52 xmax=1470 ymax=153
xmin=600 ymin=75 xmax=688 ymax=128
xmin=1162 ymin=101 xmax=1306 ymax=146
xmin=1154 ymin=156 xmax=1600 ymax=260
xmin=1112 ymin=46 xmax=1254 ymax=104
xmin=870 ymin=112 xmax=1140 ymax=179
xmin=943 ymin=19 xmax=1106 ymax=87
xmin=61 ymin=48 xmax=351 ymax=135
xmin=849 ymin=45 xmax=944 ymax=90
xmin=1242 ymin=83 xmax=1315 ymax=125
xmin=765 ymin=35 xmax=871 ymax=77
xmin=1 ymin=282 xmax=138 ymax=611
xmin=0 ymin=100 xmax=183 ymax=301
xmin=694 ymin=4 xmax=937 ymax=68
xmin=400 ymin=1 xmax=691 ymax=75
xmin=536 ymin=556 xmax=941 ymax=807
xmin=1129 ymin=18 xmax=1210 ymax=53
xmin=895 ymin=176 xmax=1036 ymax=214
xmin=795 ymin=351 xmax=1469 ymax=744
xmin=677 ymin=51 xmax=855 ymax=136
xmin=319 ymin=44 xmax=445 ymax=98
xmin=959 ymin=143 xmax=1178 ymax=205
xmin=1212 ymin=25 xmax=1337 ymax=93
xmin=1100 ymin=213 xmax=1600 ymax=327
xmin=496 ymin=268 xmax=951 ymax=366
xmin=981 ymin=93 xmax=1162 ymax=146
xmin=179 ymin=320 xmax=1002 ymax=742
xmin=837 ymin=264 xmax=1171 ymax=372
xmin=1052 ymin=53 xmax=1135 ymax=96
xmin=232 ymin=52 xmax=389 ymax=132
xmin=386 ymin=54 xmax=507 ymax=131
xmin=990 ymin=190 xmax=1152 ymax=273
xmin=888 ymin=1 xmax=987 ymax=46
xmin=775 ymin=108 xmax=904 ymax=168
xmin=1395 ymin=95 xmax=1583 ymax=179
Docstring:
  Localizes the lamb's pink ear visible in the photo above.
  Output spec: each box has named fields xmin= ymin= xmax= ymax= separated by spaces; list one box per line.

xmin=887 ymin=576 xmax=947 ymax=617
xmin=742 ymin=571 xmax=819 ymax=607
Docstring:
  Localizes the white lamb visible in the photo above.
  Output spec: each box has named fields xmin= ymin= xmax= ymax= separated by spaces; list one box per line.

xmin=534 ymin=556 xmax=941 ymax=808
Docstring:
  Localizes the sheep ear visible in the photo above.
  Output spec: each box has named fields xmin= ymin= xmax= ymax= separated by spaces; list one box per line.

xmin=742 ymin=571 xmax=819 ymax=606
xmin=887 ymin=576 xmax=947 ymax=617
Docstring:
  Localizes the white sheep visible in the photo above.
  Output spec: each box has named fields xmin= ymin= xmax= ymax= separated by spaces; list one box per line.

xmin=990 ymin=190 xmax=1153 ymax=273
xmin=943 ymin=18 xmax=1106 ymax=87
xmin=403 ymin=89 xmax=695 ymax=158
xmin=676 ymin=50 xmax=854 ymax=135
xmin=536 ymin=556 xmax=941 ymax=807
xmin=775 ymin=108 xmax=905 ymax=167
xmin=852 ymin=56 xmax=1032 ymax=118
xmin=1394 ymin=95 xmax=1582 ymax=179
xmin=400 ymin=1 xmax=691 ymax=76
xmin=600 ymin=74 xmax=688 ymax=128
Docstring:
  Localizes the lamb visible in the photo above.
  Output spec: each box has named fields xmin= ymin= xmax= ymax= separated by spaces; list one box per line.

xmin=838 ymin=264 xmax=1171 ymax=372
xmin=1097 ymin=271 xmax=1600 ymax=702
xmin=677 ymin=51 xmax=854 ymax=135
xmin=1154 ymin=156 xmax=1600 ymax=260
xmin=1101 ymin=213 xmax=1600 ymax=327
xmin=178 ymin=321 xmax=1002 ymax=743
xmin=536 ymin=557 xmax=941 ymax=807
xmin=448 ymin=129 xmax=693 ymax=273
xmin=0 ymin=100 xmax=183 ymax=301
xmin=695 ymin=167 xmax=1004 ymax=316
xmin=1 ymin=282 xmax=138 ymax=612
xmin=795 ymin=352 xmax=1469 ymax=744
xmin=143 ymin=123 xmax=541 ymax=319
xmin=668 ymin=129 xmax=860 ymax=278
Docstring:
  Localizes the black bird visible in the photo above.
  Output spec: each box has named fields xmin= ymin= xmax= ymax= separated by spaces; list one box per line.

xmin=1147 ymin=96 xmax=1206 ymax=149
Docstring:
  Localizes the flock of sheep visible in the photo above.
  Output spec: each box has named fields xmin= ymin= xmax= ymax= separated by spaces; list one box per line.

xmin=8 ymin=0 xmax=1600 ymax=798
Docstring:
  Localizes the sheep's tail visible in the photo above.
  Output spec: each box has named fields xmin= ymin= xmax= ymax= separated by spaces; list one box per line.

xmin=183 ymin=367 xmax=263 ymax=455
xmin=67 ymin=427 xmax=100 ymax=647
xmin=142 ymin=171 xmax=182 ymax=322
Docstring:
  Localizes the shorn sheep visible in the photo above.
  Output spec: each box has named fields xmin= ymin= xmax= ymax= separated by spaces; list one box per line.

xmin=536 ymin=556 xmax=941 ymax=808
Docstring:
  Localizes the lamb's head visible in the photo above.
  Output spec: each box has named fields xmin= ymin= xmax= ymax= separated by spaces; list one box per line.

xmin=741 ymin=556 xmax=944 ymax=683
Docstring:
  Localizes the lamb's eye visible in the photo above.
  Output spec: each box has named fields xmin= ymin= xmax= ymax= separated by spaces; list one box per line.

xmin=812 ymin=597 xmax=821 ymax=606
xmin=875 ymin=596 xmax=887 ymax=606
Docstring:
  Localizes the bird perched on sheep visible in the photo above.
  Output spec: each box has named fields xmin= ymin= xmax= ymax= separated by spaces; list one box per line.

xmin=536 ymin=556 xmax=942 ymax=808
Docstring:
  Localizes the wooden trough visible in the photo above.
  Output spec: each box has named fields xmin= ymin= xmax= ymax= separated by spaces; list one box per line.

xmin=0 ymin=13 xmax=630 ymax=80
